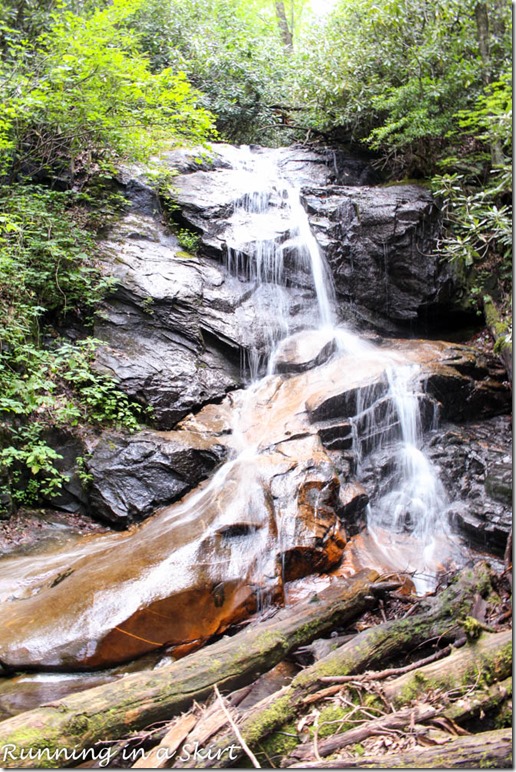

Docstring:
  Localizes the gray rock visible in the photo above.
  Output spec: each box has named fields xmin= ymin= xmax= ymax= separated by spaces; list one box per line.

xmin=270 ymin=330 xmax=336 ymax=374
xmin=95 ymin=213 xmax=244 ymax=428
xmin=87 ymin=430 xmax=226 ymax=526
xmin=425 ymin=416 xmax=512 ymax=555
xmin=303 ymin=184 xmax=456 ymax=328
xmin=168 ymin=145 xmax=461 ymax=333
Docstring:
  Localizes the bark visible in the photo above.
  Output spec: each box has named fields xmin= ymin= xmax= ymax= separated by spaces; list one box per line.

xmin=286 ymin=728 xmax=512 ymax=768
xmin=183 ymin=562 xmax=499 ymax=767
xmin=383 ymin=629 xmax=512 ymax=706
xmin=131 ymin=714 xmax=197 ymax=769
xmin=444 ymin=675 xmax=512 ymax=724
xmin=0 ymin=568 xmax=378 ymax=768
xmin=475 ymin=2 xmax=491 ymax=85
xmin=274 ymin=1 xmax=293 ymax=49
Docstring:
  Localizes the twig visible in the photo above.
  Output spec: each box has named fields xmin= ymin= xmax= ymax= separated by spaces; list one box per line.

xmin=318 ymin=645 xmax=453 ymax=685
xmin=312 ymin=710 xmax=322 ymax=764
xmin=214 ymin=684 xmax=261 ymax=769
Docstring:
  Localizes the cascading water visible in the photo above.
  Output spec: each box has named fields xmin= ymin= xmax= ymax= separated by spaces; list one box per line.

xmin=221 ymin=146 xmax=335 ymax=379
xmin=221 ymin=145 xmax=458 ymax=593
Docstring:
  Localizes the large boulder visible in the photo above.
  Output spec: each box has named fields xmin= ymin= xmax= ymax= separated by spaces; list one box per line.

xmin=168 ymin=145 xmax=461 ymax=333
xmin=0 ymin=332 xmax=510 ymax=669
xmin=94 ymin=208 xmax=244 ymax=429
xmin=86 ymin=429 xmax=227 ymax=526
xmin=425 ymin=416 xmax=512 ymax=555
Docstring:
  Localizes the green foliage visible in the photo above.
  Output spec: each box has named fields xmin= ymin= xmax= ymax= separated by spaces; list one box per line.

xmin=131 ymin=0 xmax=291 ymax=144
xmin=176 ymin=228 xmax=200 ymax=253
xmin=433 ymin=165 xmax=511 ymax=311
xmin=0 ymin=184 xmax=146 ymax=512
xmin=0 ymin=0 xmax=216 ymax=182
xmin=289 ymin=0 xmax=511 ymax=176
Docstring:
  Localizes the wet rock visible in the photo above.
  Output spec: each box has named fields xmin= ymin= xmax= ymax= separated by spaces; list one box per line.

xmin=269 ymin=436 xmax=347 ymax=581
xmin=423 ymin=345 xmax=511 ymax=421
xmin=303 ymin=184 xmax=458 ymax=330
xmin=425 ymin=416 xmax=512 ymax=555
xmin=40 ymin=430 xmax=89 ymax=514
xmin=270 ymin=330 xmax=336 ymax=374
xmin=95 ymin=213 xmax=245 ymax=428
xmin=0 ymin=335 xmax=510 ymax=670
xmin=338 ymin=482 xmax=369 ymax=534
xmin=87 ymin=429 xmax=226 ymax=526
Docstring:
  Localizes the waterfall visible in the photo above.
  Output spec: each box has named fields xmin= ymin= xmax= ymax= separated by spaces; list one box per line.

xmin=222 ymin=145 xmax=457 ymax=592
xmin=0 ymin=146 xmax=466 ymax=675
xmin=222 ymin=147 xmax=335 ymax=379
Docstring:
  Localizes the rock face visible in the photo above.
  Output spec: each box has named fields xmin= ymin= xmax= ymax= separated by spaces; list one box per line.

xmin=92 ymin=145 xmax=463 ymax=437
xmin=303 ymin=184 xmax=454 ymax=329
xmin=0 ymin=334 xmax=510 ymax=670
xmin=94 ymin=208 xmax=244 ymax=429
xmin=87 ymin=430 xmax=227 ymax=526
xmin=1 ymin=143 xmax=511 ymax=677
xmin=170 ymin=145 xmax=459 ymax=333
xmin=426 ymin=416 xmax=512 ymax=555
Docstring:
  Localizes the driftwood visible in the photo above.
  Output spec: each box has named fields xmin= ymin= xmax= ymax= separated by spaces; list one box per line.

xmin=286 ymin=728 xmax=513 ymax=768
xmin=0 ymin=568 xmax=378 ymax=768
xmin=196 ymin=563 xmax=499 ymax=767
xmin=287 ymin=631 xmax=512 ymax=765
xmin=383 ymin=629 xmax=512 ymax=705
xmin=131 ymin=713 xmax=198 ymax=769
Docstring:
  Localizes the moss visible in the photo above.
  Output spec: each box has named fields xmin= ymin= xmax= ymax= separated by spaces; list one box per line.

xmin=462 ymin=616 xmax=483 ymax=640
xmin=259 ymin=722 xmax=299 ymax=761
xmin=494 ymin=703 xmax=512 ymax=729
xmin=314 ymin=705 xmax=351 ymax=738
xmin=353 ymin=743 xmax=365 ymax=756
xmin=254 ymin=630 xmax=287 ymax=655
xmin=243 ymin=694 xmax=293 ymax=747
xmin=396 ymin=672 xmax=431 ymax=705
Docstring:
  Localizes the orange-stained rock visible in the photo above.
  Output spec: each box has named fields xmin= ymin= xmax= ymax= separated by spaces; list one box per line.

xmin=0 ymin=335 xmax=509 ymax=670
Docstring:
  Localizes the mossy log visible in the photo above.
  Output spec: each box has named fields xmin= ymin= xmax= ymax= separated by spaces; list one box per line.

xmin=0 ymin=568 xmax=378 ymax=769
xmin=383 ymin=629 xmax=512 ymax=706
xmin=288 ymin=704 xmax=438 ymax=763
xmin=444 ymin=676 xmax=512 ymax=724
xmin=195 ymin=562 xmax=499 ymax=768
xmin=286 ymin=728 xmax=513 ymax=768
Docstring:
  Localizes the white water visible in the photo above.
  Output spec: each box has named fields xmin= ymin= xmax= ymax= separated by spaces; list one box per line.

xmin=221 ymin=145 xmax=457 ymax=592
xmin=222 ymin=146 xmax=335 ymax=378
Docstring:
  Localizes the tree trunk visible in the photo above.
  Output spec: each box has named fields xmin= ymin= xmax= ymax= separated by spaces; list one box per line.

xmin=288 ymin=704 xmax=438 ymax=763
xmin=382 ymin=629 xmax=512 ymax=706
xmin=275 ymin=1 xmax=293 ymax=49
xmin=0 ymin=569 xmax=378 ymax=768
xmin=183 ymin=563 xmax=499 ymax=767
xmin=444 ymin=676 xmax=512 ymax=725
xmin=287 ymin=728 xmax=512 ymax=768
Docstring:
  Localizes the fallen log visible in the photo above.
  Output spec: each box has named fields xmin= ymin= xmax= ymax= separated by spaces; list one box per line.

xmin=288 ymin=703 xmax=438 ymax=763
xmin=286 ymin=727 xmax=513 ymax=768
xmin=383 ymin=629 xmax=512 ymax=706
xmin=444 ymin=675 xmax=512 ymax=725
xmin=192 ymin=562 xmax=501 ymax=767
xmin=131 ymin=713 xmax=198 ymax=769
xmin=0 ymin=568 xmax=378 ymax=768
